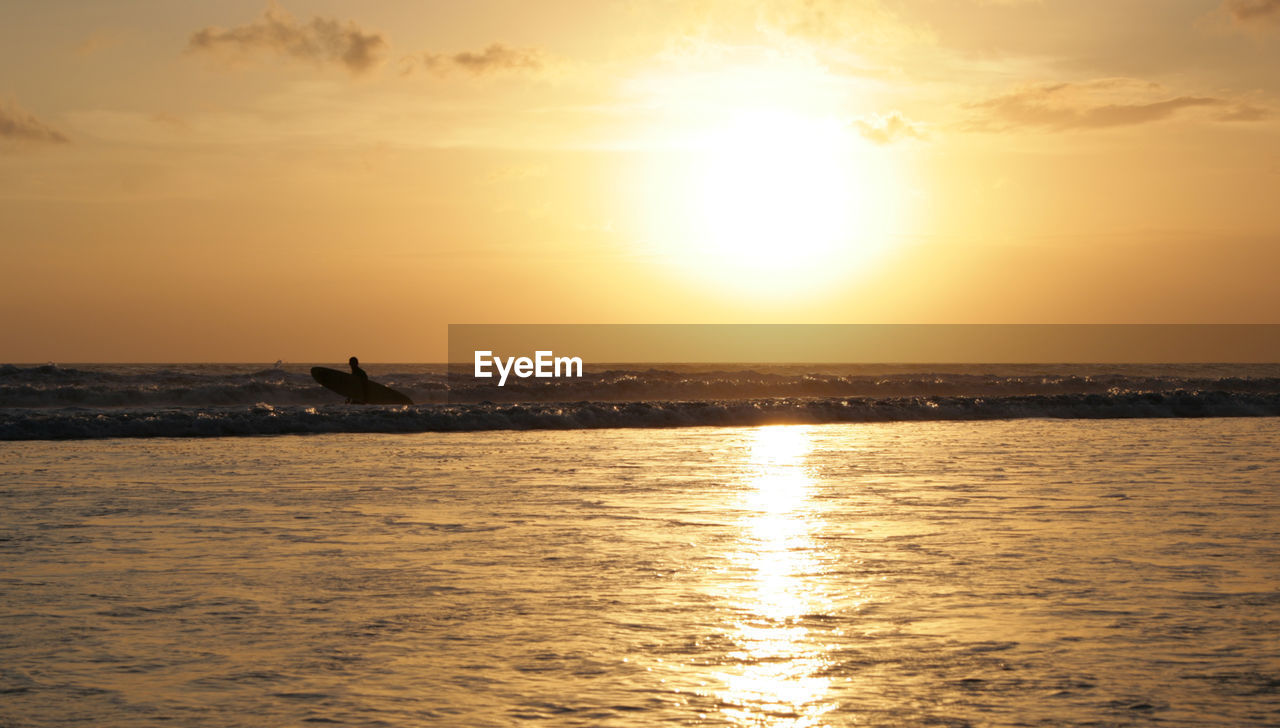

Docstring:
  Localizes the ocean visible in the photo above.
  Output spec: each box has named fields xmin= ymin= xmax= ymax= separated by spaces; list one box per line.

xmin=2 ymin=364 xmax=1278 ymax=725
xmin=2 ymin=362 xmax=1280 ymax=439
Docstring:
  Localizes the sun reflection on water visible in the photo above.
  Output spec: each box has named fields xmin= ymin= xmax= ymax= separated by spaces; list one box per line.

xmin=716 ymin=425 xmax=836 ymax=727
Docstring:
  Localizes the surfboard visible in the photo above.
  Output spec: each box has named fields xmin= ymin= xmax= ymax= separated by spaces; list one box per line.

xmin=310 ymin=367 xmax=413 ymax=405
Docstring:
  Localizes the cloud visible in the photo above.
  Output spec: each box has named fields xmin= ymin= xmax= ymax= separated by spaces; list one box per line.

xmin=75 ymin=29 xmax=125 ymax=57
xmin=1224 ymin=0 xmax=1280 ymax=23
xmin=965 ymin=79 xmax=1252 ymax=131
xmin=1218 ymin=104 xmax=1271 ymax=121
xmin=187 ymin=4 xmax=386 ymax=75
xmin=415 ymin=44 xmax=548 ymax=76
xmin=150 ymin=112 xmax=189 ymax=130
xmin=0 ymin=102 xmax=70 ymax=145
xmin=852 ymin=111 xmax=924 ymax=144
xmin=759 ymin=0 xmax=926 ymax=47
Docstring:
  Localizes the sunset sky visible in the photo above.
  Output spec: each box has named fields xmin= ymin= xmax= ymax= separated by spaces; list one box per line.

xmin=2 ymin=0 xmax=1278 ymax=362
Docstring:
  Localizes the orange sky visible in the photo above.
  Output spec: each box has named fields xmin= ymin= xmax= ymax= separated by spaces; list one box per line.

xmin=2 ymin=1 xmax=1278 ymax=362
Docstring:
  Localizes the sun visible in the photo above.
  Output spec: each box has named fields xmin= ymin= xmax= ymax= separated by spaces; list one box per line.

xmin=692 ymin=110 xmax=861 ymax=277
xmin=620 ymin=57 xmax=911 ymax=299
xmin=625 ymin=105 xmax=904 ymax=298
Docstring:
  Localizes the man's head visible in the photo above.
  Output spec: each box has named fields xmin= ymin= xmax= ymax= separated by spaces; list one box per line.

xmin=349 ymin=357 xmax=359 ymax=368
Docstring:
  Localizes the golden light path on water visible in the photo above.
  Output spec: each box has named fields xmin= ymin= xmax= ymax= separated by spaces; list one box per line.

xmin=716 ymin=426 xmax=839 ymax=726
xmin=5 ymin=423 xmax=1280 ymax=725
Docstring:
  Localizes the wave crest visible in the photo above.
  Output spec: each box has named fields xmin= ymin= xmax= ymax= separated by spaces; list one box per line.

xmin=4 ymin=390 xmax=1279 ymax=440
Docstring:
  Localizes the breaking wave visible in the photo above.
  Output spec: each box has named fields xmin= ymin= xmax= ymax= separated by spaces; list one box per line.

xmin=5 ymin=362 xmax=1280 ymax=408
xmin=4 ymin=391 xmax=1280 ymax=441
xmin=3 ymin=363 xmax=1278 ymax=440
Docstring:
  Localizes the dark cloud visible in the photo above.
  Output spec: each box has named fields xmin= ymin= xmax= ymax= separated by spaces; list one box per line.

xmin=852 ymin=112 xmax=924 ymax=144
xmin=418 ymin=44 xmax=547 ymax=76
xmin=0 ymin=102 xmax=69 ymax=145
xmin=967 ymin=81 xmax=1235 ymax=131
xmin=1225 ymin=0 xmax=1280 ymax=23
xmin=187 ymin=5 xmax=386 ymax=75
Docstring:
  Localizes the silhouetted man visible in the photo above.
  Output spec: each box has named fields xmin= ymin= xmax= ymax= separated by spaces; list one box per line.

xmin=349 ymin=356 xmax=370 ymax=404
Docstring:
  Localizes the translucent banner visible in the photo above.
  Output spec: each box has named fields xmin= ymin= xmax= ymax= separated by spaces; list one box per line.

xmin=446 ymin=324 xmax=1280 ymax=403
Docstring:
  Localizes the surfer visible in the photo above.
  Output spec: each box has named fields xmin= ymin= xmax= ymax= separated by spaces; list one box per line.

xmin=310 ymin=360 xmax=412 ymax=405
xmin=348 ymin=356 xmax=370 ymax=404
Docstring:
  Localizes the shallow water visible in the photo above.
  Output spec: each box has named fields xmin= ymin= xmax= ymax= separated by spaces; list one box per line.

xmin=2 ymin=419 xmax=1278 ymax=726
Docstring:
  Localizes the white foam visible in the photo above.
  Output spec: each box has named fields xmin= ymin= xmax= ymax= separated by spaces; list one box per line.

xmin=4 ymin=391 xmax=1279 ymax=440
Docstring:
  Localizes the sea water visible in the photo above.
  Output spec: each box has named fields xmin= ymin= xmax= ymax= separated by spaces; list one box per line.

xmin=3 ymin=363 xmax=1280 ymax=438
xmin=2 ymin=418 xmax=1277 ymax=726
